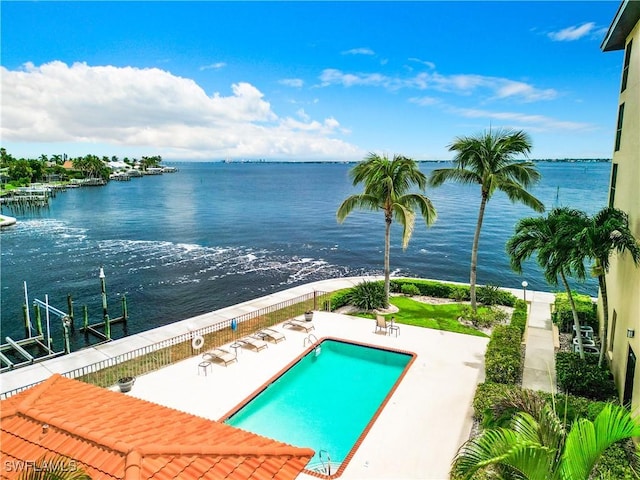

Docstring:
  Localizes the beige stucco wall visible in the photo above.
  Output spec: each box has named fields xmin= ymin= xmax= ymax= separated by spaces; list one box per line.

xmin=604 ymin=19 xmax=640 ymax=409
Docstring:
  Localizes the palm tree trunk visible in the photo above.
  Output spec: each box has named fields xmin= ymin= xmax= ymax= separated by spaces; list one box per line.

xmin=470 ymin=194 xmax=488 ymax=313
xmin=598 ymin=272 xmax=609 ymax=367
xmin=560 ymin=270 xmax=585 ymax=360
xmin=384 ymin=216 xmax=391 ymax=307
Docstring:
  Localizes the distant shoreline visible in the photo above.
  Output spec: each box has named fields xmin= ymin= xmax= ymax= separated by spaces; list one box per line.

xmin=165 ymin=158 xmax=612 ymax=165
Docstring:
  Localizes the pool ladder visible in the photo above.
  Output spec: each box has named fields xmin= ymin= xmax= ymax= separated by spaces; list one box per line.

xmin=303 ymin=333 xmax=318 ymax=348
xmin=319 ymin=450 xmax=332 ymax=476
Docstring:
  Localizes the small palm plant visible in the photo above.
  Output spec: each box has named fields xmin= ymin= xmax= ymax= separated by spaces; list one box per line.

xmin=451 ymin=392 xmax=640 ymax=480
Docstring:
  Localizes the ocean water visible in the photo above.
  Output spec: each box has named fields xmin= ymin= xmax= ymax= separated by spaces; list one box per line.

xmin=0 ymin=161 xmax=610 ymax=349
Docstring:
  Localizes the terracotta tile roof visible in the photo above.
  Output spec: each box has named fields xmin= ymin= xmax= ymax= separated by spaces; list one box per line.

xmin=0 ymin=374 xmax=313 ymax=479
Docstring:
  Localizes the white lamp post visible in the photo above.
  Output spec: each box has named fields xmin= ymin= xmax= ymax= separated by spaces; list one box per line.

xmin=522 ymin=281 xmax=528 ymax=302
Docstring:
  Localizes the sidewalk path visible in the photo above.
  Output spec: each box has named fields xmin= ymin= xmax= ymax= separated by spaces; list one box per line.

xmin=521 ymin=290 xmax=557 ymax=393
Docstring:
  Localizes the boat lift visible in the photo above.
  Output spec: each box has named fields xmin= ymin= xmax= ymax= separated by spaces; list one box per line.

xmin=0 ymin=286 xmax=65 ymax=372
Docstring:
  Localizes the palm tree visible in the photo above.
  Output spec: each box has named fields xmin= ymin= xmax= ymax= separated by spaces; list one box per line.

xmin=451 ymin=397 xmax=640 ymax=480
xmin=507 ymin=208 xmax=590 ymax=358
xmin=429 ymin=129 xmax=544 ymax=313
xmin=576 ymin=207 xmax=640 ymax=367
xmin=337 ymin=153 xmax=437 ymax=306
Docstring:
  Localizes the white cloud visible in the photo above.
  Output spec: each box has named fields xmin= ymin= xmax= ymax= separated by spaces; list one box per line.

xmin=409 ymin=96 xmax=440 ymax=107
xmin=279 ymin=78 xmax=304 ymax=88
xmin=200 ymin=62 xmax=227 ymax=71
xmin=408 ymin=58 xmax=436 ymax=69
xmin=320 ymin=68 xmax=557 ymax=102
xmin=548 ymin=22 xmax=596 ymax=41
xmin=1 ymin=61 xmax=363 ymax=160
xmin=448 ymin=106 xmax=594 ymax=132
xmin=342 ymin=47 xmax=375 ymax=56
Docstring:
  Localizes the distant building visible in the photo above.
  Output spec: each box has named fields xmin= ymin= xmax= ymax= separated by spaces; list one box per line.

xmin=61 ymin=160 xmax=75 ymax=170
xmin=601 ymin=0 xmax=640 ymax=406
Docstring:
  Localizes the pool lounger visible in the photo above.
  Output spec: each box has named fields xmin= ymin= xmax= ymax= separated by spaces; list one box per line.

xmin=283 ymin=319 xmax=315 ymax=333
xmin=203 ymin=348 xmax=238 ymax=366
xmin=258 ymin=328 xmax=286 ymax=343
xmin=238 ymin=336 xmax=268 ymax=352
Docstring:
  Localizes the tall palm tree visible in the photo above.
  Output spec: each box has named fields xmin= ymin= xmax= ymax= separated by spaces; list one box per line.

xmin=337 ymin=153 xmax=437 ymax=306
xmin=507 ymin=208 xmax=590 ymax=358
xmin=451 ymin=398 xmax=640 ymax=480
xmin=576 ymin=207 xmax=640 ymax=367
xmin=429 ymin=129 xmax=544 ymax=313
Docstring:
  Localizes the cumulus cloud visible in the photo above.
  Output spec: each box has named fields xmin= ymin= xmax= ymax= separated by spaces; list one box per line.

xmin=342 ymin=47 xmax=375 ymax=56
xmin=1 ymin=61 xmax=363 ymax=160
xmin=320 ymin=68 xmax=557 ymax=102
xmin=548 ymin=22 xmax=597 ymax=41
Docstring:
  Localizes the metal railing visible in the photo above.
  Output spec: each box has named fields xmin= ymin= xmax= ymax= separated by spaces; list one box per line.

xmin=1 ymin=290 xmax=331 ymax=399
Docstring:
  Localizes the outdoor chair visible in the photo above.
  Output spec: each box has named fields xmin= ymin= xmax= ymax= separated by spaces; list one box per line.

xmin=375 ymin=315 xmax=389 ymax=334
xmin=283 ymin=319 xmax=315 ymax=333
xmin=203 ymin=348 xmax=238 ymax=366
xmin=237 ymin=336 xmax=268 ymax=352
xmin=257 ymin=328 xmax=286 ymax=343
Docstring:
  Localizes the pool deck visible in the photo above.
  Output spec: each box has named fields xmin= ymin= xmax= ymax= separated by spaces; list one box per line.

xmin=126 ymin=310 xmax=489 ymax=480
xmin=0 ymin=276 xmax=558 ymax=479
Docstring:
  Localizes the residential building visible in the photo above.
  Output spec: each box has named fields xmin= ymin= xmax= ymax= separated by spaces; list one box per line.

xmin=601 ymin=0 xmax=640 ymax=407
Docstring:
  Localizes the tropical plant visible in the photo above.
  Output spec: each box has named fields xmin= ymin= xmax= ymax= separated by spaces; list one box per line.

xmin=506 ymin=208 xmax=590 ymax=358
xmin=576 ymin=207 xmax=640 ymax=366
xmin=348 ymin=280 xmax=386 ymax=310
xmin=429 ymin=128 xmax=544 ymax=313
xmin=451 ymin=396 xmax=640 ymax=480
xmin=337 ymin=153 xmax=437 ymax=306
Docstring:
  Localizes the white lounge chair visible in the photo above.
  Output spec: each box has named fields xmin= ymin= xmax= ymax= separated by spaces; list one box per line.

xmin=283 ymin=319 xmax=315 ymax=333
xmin=203 ymin=348 xmax=237 ymax=366
xmin=238 ymin=336 xmax=268 ymax=352
xmin=257 ymin=328 xmax=286 ymax=343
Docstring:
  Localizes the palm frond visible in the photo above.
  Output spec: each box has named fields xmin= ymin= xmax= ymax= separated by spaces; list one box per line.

xmin=336 ymin=194 xmax=380 ymax=222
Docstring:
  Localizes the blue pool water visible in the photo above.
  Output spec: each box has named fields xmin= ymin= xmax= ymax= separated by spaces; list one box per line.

xmin=224 ymin=339 xmax=412 ymax=470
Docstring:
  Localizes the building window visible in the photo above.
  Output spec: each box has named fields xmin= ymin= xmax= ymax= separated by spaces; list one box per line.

xmin=621 ymin=40 xmax=633 ymax=92
xmin=609 ymin=163 xmax=618 ymax=208
xmin=610 ymin=309 xmax=617 ymax=352
xmin=615 ymin=103 xmax=625 ymax=151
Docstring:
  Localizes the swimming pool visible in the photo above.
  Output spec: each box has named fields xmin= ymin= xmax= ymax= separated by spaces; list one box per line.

xmin=223 ymin=338 xmax=413 ymax=476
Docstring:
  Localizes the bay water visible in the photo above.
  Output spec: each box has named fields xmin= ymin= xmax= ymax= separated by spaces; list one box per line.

xmin=0 ymin=161 xmax=610 ymax=349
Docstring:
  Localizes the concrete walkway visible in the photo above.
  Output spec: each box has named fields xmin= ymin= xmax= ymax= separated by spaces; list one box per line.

xmin=521 ymin=290 xmax=558 ymax=393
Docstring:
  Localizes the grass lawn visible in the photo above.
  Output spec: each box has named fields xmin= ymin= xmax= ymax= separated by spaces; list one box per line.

xmin=354 ymin=296 xmax=489 ymax=338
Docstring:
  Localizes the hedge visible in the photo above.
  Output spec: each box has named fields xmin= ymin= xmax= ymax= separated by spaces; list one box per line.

xmin=552 ymin=291 xmax=597 ymax=333
xmin=484 ymin=325 xmax=523 ymax=385
xmin=390 ymin=278 xmax=516 ymax=307
xmin=510 ymin=299 xmax=528 ymax=338
xmin=556 ymin=352 xmax=617 ymax=401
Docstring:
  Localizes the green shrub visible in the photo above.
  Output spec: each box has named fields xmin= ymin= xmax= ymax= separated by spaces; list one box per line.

xmin=593 ymin=441 xmax=639 ymax=480
xmin=460 ymin=305 xmax=508 ymax=329
xmin=472 ymin=382 xmax=521 ymax=421
xmin=330 ymin=289 xmax=352 ymax=310
xmin=474 ymin=383 xmax=612 ymax=427
xmin=552 ymin=291 xmax=597 ymax=333
xmin=450 ymin=286 xmax=469 ymax=302
xmin=477 ymin=284 xmax=501 ymax=306
xmin=509 ymin=299 xmax=528 ymax=339
xmin=484 ymin=325 xmax=523 ymax=385
xmin=400 ymin=283 xmax=420 ymax=296
xmin=556 ymin=352 xmax=617 ymax=401
xmin=347 ymin=280 xmax=386 ymax=310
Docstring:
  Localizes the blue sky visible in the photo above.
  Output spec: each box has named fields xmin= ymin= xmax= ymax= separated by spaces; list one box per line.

xmin=0 ymin=1 xmax=625 ymax=161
